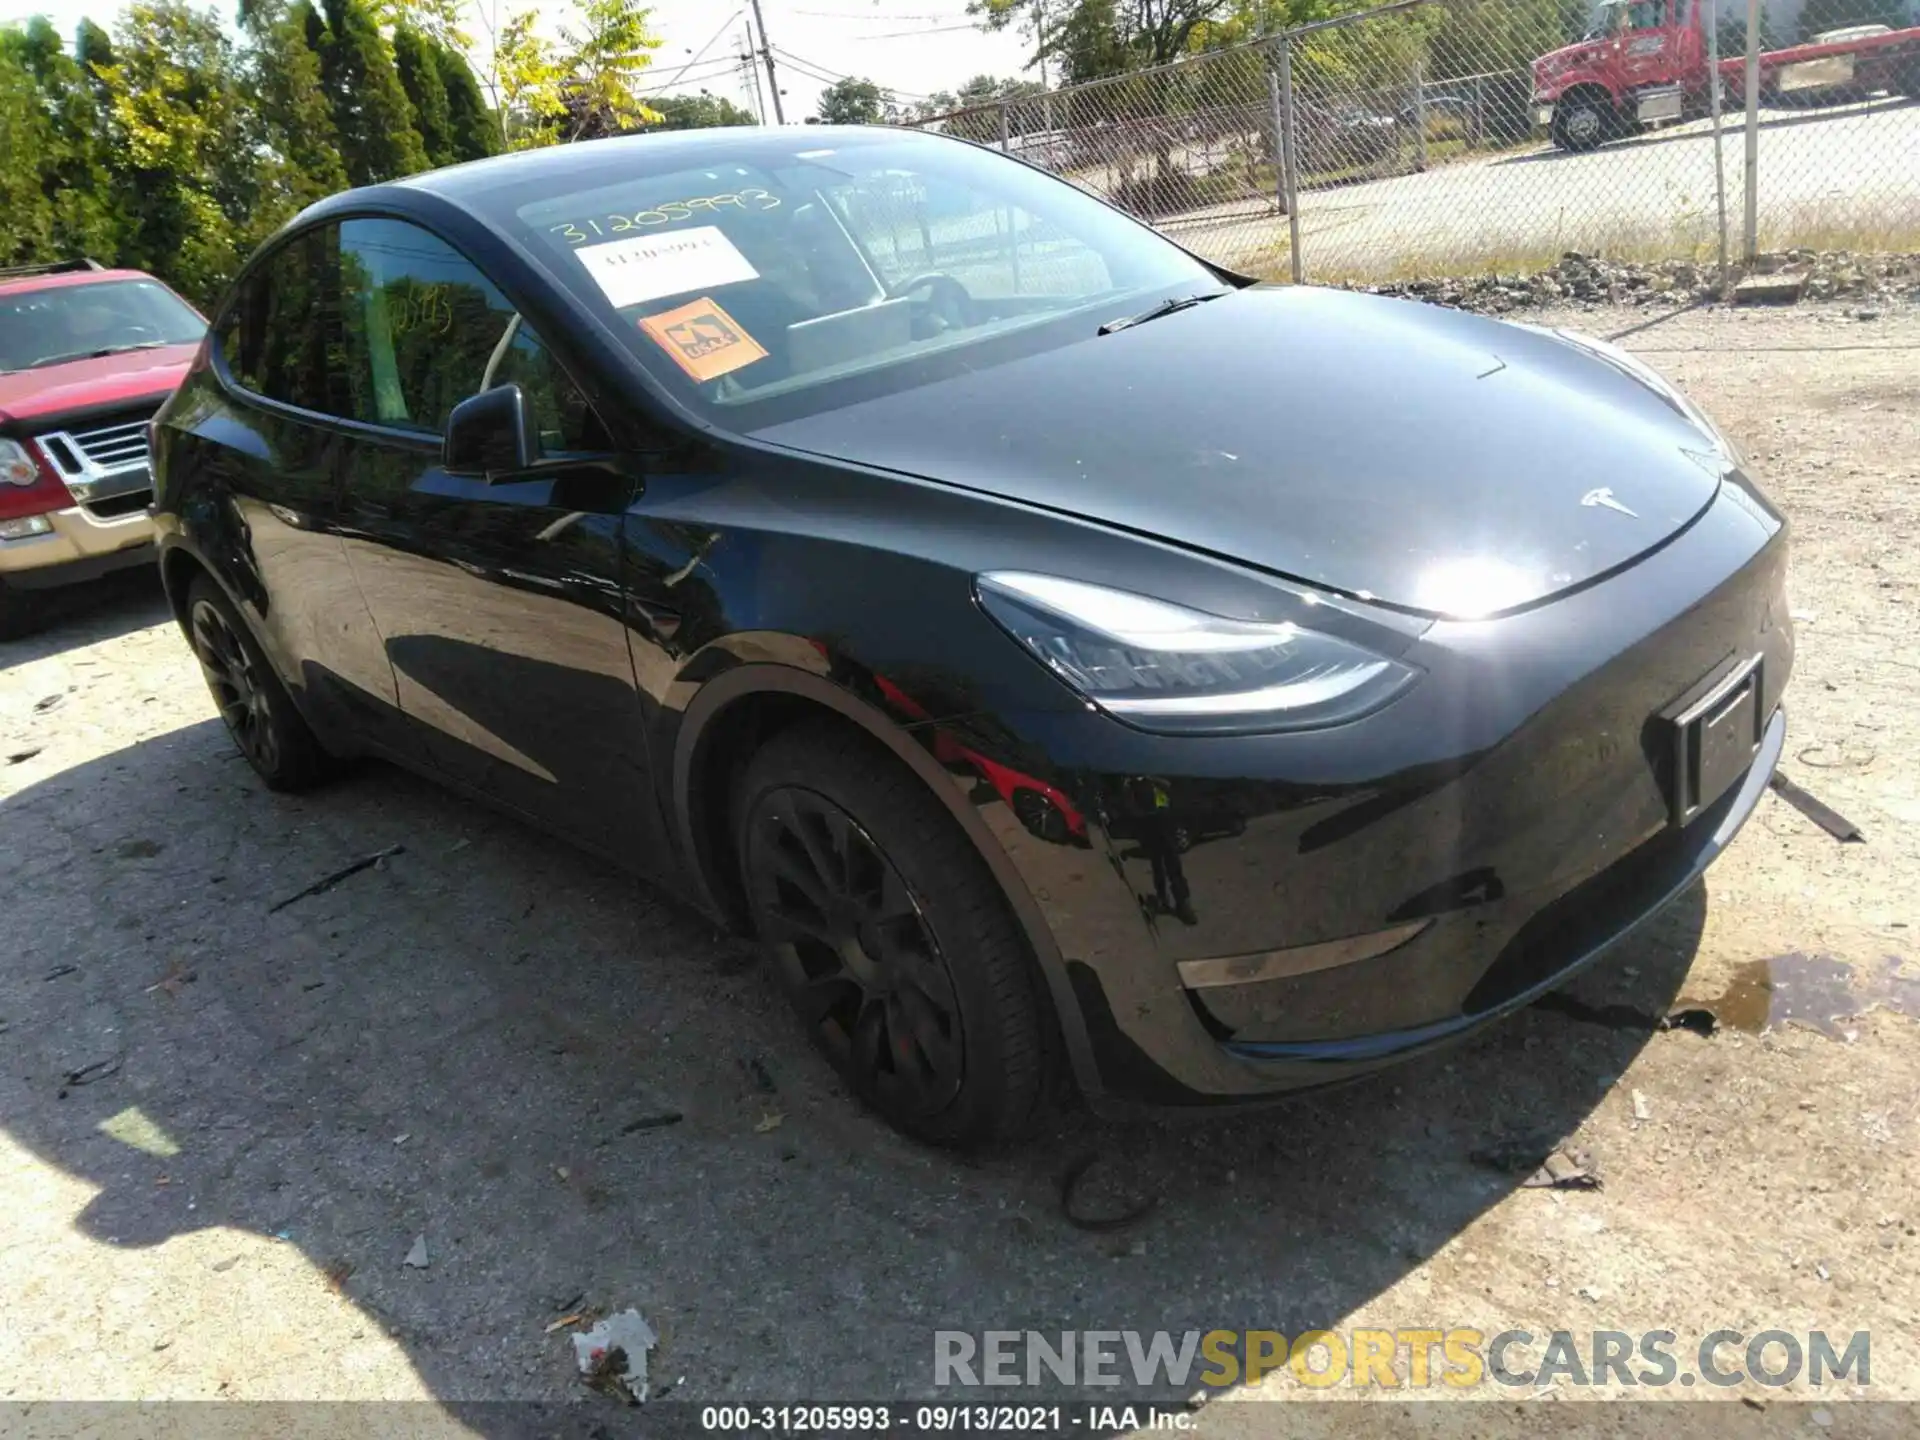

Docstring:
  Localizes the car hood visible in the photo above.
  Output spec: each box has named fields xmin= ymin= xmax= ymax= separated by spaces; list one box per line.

xmin=0 ymin=343 xmax=198 ymax=428
xmin=753 ymin=286 xmax=1728 ymax=617
xmin=1535 ymin=38 xmax=1610 ymax=80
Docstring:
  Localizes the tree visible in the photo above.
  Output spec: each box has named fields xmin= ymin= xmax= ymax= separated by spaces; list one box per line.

xmin=392 ymin=24 xmax=455 ymax=165
xmin=95 ymin=1 xmax=251 ymax=301
xmin=974 ymin=0 xmax=1232 ymax=72
xmin=74 ymin=17 xmax=115 ymax=98
xmin=372 ymin=0 xmax=470 ymax=49
xmin=310 ymin=0 xmax=429 ymax=184
xmin=908 ymin=89 xmax=959 ymax=120
xmin=489 ymin=7 xmax=568 ymax=148
xmin=241 ymin=0 xmax=348 ymax=237
xmin=555 ymin=0 xmax=663 ymax=139
xmin=0 ymin=17 xmax=121 ymax=262
xmin=643 ymin=92 xmax=756 ymax=130
xmin=1047 ymin=0 xmax=1132 ymax=81
xmin=0 ymin=40 xmax=56 ymax=266
xmin=816 ymin=75 xmax=892 ymax=124
xmin=490 ymin=0 xmax=661 ymax=149
xmin=433 ymin=39 xmax=499 ymax=161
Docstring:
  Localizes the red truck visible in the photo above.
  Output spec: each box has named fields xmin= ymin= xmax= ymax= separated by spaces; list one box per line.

xmin=0 ymin=260 xmax=205 ymax=637
xmin=1532 ymin=0 xmax=1920 ymax=150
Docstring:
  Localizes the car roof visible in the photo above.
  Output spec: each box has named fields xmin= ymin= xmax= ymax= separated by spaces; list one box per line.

xmin=0 ymin=268 xmax=168 ymax=299
xmin=388 ymin=124 xmax=945 ymax=206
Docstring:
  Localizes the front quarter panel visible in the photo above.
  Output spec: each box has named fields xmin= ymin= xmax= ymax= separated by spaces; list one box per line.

xmin=631 ymin=435 xmax=1791 ymax=1109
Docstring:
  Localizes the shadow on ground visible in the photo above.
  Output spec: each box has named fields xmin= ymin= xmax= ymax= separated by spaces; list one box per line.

xmin=0 ymin=717 xmax=1706 ymax=1420
xmin=1 ymin=569 xmax=173 ymax=673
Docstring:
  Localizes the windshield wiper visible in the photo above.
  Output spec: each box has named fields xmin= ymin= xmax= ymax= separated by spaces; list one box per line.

xmin=20 ymin=341 xmax=169 ymax=369
xmin=87 ymin=341 xmax=170 ymax=358
xmin=1097 ymin=290 xmax=1228 ymax=336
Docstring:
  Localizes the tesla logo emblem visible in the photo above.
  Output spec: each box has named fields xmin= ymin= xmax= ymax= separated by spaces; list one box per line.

xmin=1581 ymin=486 xmax=1639 ymax=518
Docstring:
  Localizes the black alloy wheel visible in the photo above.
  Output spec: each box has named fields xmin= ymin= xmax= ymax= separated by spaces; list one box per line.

xmin=184 ymin=574 xmax=331 ymax=790
xmin=192 ymin=595 xmax=280 ymax=775
xmin=735 ymin=723 xmax=1050 ymax=1148
xmin=745 ymin=785 xmax=967 ymax=1120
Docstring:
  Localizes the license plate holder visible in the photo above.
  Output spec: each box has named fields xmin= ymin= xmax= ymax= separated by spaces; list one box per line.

xmin=1663 ymin=653 xmax=1764 ymax=827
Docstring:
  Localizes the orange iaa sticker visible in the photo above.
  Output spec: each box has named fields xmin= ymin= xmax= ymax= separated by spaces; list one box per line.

xmin=638 ymin=297 xmax=768 ymax=383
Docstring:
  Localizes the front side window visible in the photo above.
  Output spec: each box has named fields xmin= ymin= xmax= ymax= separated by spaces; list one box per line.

xmin=1625 ymin=0 xmax=1667 ymax=30
xmin=224 ymin=229 xmax=352 ymax=417
xmin=482 ymin=130 xmax=1216 ymax=426
xmin=336 ymin=218 xmax=603 ymax=452
xmin=0 ymin=279 xmax=205 ymax=374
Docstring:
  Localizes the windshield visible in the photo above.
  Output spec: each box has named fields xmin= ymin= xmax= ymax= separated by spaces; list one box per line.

xmin=1582 ymin=0 xmax=1625 ymax=38
xmin=0 ymin=279 xmax=205 ymax=373
xmin=489 ymin=130 xmax=1219 ymax=427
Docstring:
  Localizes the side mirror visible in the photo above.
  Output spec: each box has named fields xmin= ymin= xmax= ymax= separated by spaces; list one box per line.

xmin=444 ymin=384 xmax=537 ymax=479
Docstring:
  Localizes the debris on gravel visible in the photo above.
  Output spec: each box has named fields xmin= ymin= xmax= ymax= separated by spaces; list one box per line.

xmin=1346 ymin=249 xmax=1920 ymax=315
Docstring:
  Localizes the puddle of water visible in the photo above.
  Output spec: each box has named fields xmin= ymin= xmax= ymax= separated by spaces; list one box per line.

xmin=1698 ymin=952 xmax=1920 ymax=1039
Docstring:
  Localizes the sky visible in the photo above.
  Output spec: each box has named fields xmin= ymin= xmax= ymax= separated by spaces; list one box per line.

xmin=632 ymin=0 xmax=1036 ymax=119
xmin=0 ymin=0 xmax=1040 ymax=121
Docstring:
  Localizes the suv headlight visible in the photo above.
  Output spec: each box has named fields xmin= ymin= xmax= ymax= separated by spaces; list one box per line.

xmin=976 ymin=572 xmax=1419 ymax=735
xmin=0 ymin=438 xmax=41 ymax=487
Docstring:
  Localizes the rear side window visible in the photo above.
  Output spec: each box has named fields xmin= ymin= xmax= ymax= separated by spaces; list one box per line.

xmin=336 ymin=217 xmax=604 ymax=452
xmin=223 ymin=229 xmax=354 ymax=417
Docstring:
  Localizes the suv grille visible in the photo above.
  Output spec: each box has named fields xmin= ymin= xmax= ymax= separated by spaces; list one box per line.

xmin=37 ymin=414 xmax=157 ymax=519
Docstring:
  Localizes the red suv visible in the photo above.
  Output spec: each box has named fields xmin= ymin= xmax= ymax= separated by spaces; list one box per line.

xmin=0 ymin=260 xmax=205 ymax=637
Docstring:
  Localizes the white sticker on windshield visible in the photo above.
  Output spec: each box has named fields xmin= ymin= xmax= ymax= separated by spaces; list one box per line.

xmin=573 ymin=226 xmax=758 ymax=308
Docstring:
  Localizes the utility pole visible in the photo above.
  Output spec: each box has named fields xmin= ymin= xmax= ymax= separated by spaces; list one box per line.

xmin=748 ymin=0 xmax=785 ymax=124
xmin=742 ymin=21 xmax=766 ymax=123
xmin=1742 ymin=0 xmax=1759 ymax=260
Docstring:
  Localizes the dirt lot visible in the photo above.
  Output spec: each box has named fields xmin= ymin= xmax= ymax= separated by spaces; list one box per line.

xmin=2 ymin=300 xmax=1916 ymax=1431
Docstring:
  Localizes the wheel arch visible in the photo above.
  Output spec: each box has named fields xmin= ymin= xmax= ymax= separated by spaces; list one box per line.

xmin=668 ymin=662 xmax=1103 ymax=1103
xmin=158 ymin=539 xmax=210 ymax=631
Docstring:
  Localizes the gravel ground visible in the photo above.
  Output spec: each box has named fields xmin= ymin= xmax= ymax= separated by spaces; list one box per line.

xmin=1 ymin=299 xmax=1916 ymax=1432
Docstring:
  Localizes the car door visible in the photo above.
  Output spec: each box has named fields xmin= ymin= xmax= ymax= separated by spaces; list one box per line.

xmin=1618 ymin=0 xmax=1677 ymax=90
xmin=194 ymin=227 xmax=406 ymax=757
xmin=324 ymin=215 xmax=664 ymax=867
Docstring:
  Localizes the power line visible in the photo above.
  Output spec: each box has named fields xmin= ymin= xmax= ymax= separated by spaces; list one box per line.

xmin=770 ymin=46 xmax=933 ymax=100
xmin=768 ymin=45 xmax=848 ymax=80
xmin=659 ymin=8 xmax=745 ymax=89
xmin=792 ymin=7 xmax=966 ymax=17
xmin=854 ymin=21 xmax=979 ymax=38
xmin=638 ymin=56 xmax=746 ymax=87
xmin=635 ymin=57 xmax=752 ymax=96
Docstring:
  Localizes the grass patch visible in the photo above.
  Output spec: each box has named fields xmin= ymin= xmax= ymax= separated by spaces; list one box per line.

xmin=1228 ymin=205 xmax=1920 ymax=286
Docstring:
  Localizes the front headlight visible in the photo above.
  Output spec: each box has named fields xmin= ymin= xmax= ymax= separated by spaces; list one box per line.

xmin=0 ymin=438 xmax=42 ymax=487
xmin=976 ymin=572 xmax=1419 ymax=735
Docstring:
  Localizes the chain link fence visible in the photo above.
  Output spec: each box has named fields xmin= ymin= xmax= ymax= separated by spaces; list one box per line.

xmin=909 ymin=0 xmax=1920 ymax=284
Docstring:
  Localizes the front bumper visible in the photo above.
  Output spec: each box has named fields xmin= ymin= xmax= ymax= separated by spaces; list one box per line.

xmin=0 ymin=503 xmax=157 ymax=590
xmin=1219 ymin=703 xmax=1781 ymax=1072
xmin=928 ymin=478 xmax=1792 ymax=1111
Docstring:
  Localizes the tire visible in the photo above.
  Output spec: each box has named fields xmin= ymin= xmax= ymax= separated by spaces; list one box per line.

xmin=734 ymin=721 xmax=1049 ymax=1149
xmin=185 ymin=574 xmax=333 ymax=791
xmin=1551 ymin=93 xmax=1611 ymax=151
xmin=0 ymin=579 xmax=45 ymax=640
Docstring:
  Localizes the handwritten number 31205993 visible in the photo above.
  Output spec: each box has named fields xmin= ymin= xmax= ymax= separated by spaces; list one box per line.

xmin=549 ymin=189 xmax=782 ymax=245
